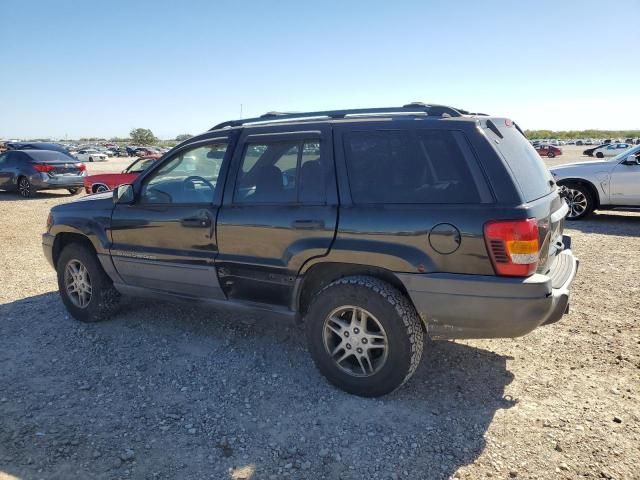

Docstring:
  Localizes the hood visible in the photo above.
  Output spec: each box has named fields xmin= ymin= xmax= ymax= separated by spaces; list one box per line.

xmin=52 ymin=191 xmax=113 ymax=212
xmin=551 ymin=159 xmax=613 ymax=173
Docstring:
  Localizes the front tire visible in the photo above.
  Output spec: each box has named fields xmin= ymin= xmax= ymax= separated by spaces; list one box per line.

xmin=94 ymin=185 xmax=109 ymax=193
xmin=596 ymin=152 xmax=604 ymax=158
xmin=89 ymin=157 xmax=94 ymax=162
xmin=56 ymin=243 xmax=120 ymax=322
xmin=67 ymin=188 xmax=80 ymax=195
xmin=547 ymin=151 xmax=555 ymax=158
xmin=562 ymin=183 xmax=594 ymax=220
xmin=305 ymin=276 xmax=424 ymax=397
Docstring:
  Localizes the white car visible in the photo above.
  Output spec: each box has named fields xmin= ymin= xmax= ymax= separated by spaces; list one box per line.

xmin=75 ymin=149 xmax=108 ymax=162
xmin=591 ymin=143 xmax=632 ymax=158
xmin=551 ymin=144 xmax=640 ymax=219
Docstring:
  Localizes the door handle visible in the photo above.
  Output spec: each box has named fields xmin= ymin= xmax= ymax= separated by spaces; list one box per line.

xmin=181 ymin=216 xmax=211 ymax=228
xmin=292 ymin=219 xmax=325 ymax=230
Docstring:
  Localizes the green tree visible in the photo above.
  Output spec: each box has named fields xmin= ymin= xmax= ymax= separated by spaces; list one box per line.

xmin=129 ymin=128 xmax=157 ymax=146
xmin=175 ymin=134 xmax=193 ymax=142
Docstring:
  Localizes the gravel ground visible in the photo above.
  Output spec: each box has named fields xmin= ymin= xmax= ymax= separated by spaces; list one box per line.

xmin=0 ymin=152 xmax=639 ymax=480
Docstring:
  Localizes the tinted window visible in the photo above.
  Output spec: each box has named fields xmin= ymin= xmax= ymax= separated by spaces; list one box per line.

xmin=140 ymin=143 xmax=227 ymax=204
xmin=344 ymin=130 xmax=481 ymax=204
xmin=487 ymin=123 xmax=554 ymax=202
xmin=24 ymin=150 xmax=76 ymax=162
xmin=234 ymin=139 xmax=324 ymax=204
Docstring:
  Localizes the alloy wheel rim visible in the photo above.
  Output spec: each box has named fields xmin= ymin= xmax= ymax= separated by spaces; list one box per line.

xmin=64 ymin=260 xmax=92 ymax=308
xmin=322 ymin=305 xmax=389 ymax=377
xmin=19 ymin=179 xmax=30 ymax=197
xmin=565 ymin=188 xmax=588 ymax=218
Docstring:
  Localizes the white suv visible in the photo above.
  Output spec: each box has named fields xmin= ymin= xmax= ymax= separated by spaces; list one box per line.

xmin=551 ymin=145 xmax=640 ymax=219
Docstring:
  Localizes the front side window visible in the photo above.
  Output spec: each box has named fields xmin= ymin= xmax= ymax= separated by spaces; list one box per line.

xmin=140 ymin=143 xmax=227 ymax=204
xmin=234 ymin=139 xmax=324 ymax=204
xmin=344 ymin=130 xmax=481 ymax=204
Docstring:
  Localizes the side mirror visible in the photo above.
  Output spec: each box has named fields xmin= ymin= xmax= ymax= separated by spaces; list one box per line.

xmin=623 ymin=154 xmax=640 ymax=165
xmin=114 ymin=184 xmax=135 ymax=204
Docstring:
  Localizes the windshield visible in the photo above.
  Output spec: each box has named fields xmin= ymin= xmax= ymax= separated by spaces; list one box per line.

xmin=125 ymin=157 xmax=156 ymax=173
xmin=610 ymin=144 xmax=640 ymax=162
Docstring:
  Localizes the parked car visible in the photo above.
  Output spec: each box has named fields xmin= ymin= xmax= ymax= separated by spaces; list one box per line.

xmin=133 ymin=147 xmax=156 ymax=157
xmin=83 ymin=155 xmax=160 ymax=193
xmin=75 ymin=149 xmax=108 ymax=162
xmin=43 ymin=104 xmax=578 ymax=397
xmin=535 ymin=144 xmax=562 ymax=158
xmin=575 ymin=139 xmax=584 ymax=146
xmin=591 ymin=143 xmax=632 ymax=158
xmin=0 ymin=149 xmax=85 ymax=197
xmin=583 ymin=144 xmax=606 ymax=156
xmin=552 ymin=145 xmax=640 ymax=219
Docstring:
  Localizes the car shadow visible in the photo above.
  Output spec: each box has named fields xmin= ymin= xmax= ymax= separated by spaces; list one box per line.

xmin=566 ymin=211 xmax=640 ymax=237
xmin=0 ymin=292 xmax=514 ymax=480
xmin=0 ymin=190 xmax=80 ymax=201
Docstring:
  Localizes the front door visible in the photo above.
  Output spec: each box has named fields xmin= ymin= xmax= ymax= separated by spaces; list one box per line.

xmin=610 ymin=153 xmax=640 ymax=205
xmin=109 ymin=137 xmax=233 ymax=298
xmin=216 ymin=125 xmax=338 ymax=307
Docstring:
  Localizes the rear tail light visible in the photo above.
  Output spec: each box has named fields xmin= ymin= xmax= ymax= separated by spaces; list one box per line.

xmin=76 ymin=162 xmax=86 ymax=171
xmin=33 ymin=163 xmax=55 ymax=173
xmin=484 ymin=218 xmax=540 ymax=277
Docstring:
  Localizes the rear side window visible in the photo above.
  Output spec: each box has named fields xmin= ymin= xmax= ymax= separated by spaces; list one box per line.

xmin=487 ymin=122 xmax=554 ymax=201
xmin=344 ymin=129 xmax=483 ymax=204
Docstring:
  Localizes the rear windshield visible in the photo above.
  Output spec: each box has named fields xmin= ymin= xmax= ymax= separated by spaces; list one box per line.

xmin=25 ymin=150 xmax=76 ymax=162
xmin=486 ymin=121 xmax=554 ymax=201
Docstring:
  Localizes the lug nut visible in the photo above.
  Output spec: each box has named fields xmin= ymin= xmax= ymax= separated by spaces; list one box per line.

xmin=344 ymin=331 xmax=349 ymax=337
xmin=357 ymin=347 xmax=363 ymax=354
xmin=362 ymin=338 xmax=368 ymax=344
xmin=353 ymin=327 xmax=360 ymax=334
xmin=346 ymin=343 xmax=352 ymax=349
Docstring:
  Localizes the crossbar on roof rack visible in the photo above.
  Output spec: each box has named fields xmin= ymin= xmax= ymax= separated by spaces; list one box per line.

xmin=209 ymin=103 xmax=472 ymax=130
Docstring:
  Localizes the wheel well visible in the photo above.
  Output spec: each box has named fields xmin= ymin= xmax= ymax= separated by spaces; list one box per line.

xmin=296 ymin=263 xmax=412 ymax=318
xmin=92 ymin=183 xmax=108 ymax=193
xmin=557 ymin=178 xmax=600 ymax=208
xmin=52 ymin=233 xmax=96 ymax=269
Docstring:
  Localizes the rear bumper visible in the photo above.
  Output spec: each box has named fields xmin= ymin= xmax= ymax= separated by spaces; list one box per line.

xmin=31 ymin=173 xmax=85 ymax=190
xmin=397 ymin=248 xmax=579 ymax=340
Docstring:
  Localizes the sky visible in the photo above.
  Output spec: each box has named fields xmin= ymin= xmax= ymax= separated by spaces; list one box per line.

xmin=1 ymin=0 xmax=639 ymax=139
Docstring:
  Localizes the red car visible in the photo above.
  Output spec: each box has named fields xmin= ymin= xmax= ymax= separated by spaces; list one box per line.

xmin=535 ymin=144 xmax=562 ymax=158
xmin=84 ymin=155 xmax=159 ymax=194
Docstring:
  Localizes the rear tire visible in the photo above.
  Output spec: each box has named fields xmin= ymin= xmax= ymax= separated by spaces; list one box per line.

xmin=305 ymin=276 xmax=424 ymax=397
xmin=547 ymin=151 xmax=555 ymax=158
xmin=89 ymin=157 xmax=93 ymax=162
xmin=56 ymin=243 xmax=120 ymax=322
xmin=562 ymin=182 xmax=594 ymax=220
xmin=67 ymin=188 xmax=80 ymax=195
xmin=17 ymin=176 xmax=35 ymax=198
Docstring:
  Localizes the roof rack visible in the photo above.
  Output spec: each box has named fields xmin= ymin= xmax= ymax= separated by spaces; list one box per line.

xmin=210 ymin=103 xmax=475 ymax=130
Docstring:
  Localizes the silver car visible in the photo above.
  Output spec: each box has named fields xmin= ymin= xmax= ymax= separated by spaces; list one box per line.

xmin=0 ymin=149 xmax=86 ymax=198
xmin=551 ymin=145 xmax=640 ymax=219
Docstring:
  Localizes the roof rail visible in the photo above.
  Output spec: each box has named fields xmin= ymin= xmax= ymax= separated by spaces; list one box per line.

xmin=210 ymin=103 xmax=473 ymax=130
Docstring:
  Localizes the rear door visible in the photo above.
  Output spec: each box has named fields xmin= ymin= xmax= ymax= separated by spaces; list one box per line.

xmin=109 ymin=136 xmax=234 ymax=298
xmin=216 ymin=125 xmax=338 ymax=306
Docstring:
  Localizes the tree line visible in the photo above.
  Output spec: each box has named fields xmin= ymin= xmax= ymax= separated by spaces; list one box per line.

xmin=525 ymin=129 xmax=640 ymax=139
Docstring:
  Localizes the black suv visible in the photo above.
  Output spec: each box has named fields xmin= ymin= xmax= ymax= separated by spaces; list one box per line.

xmin=43 ymin=104 xmax=578 ymax=397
